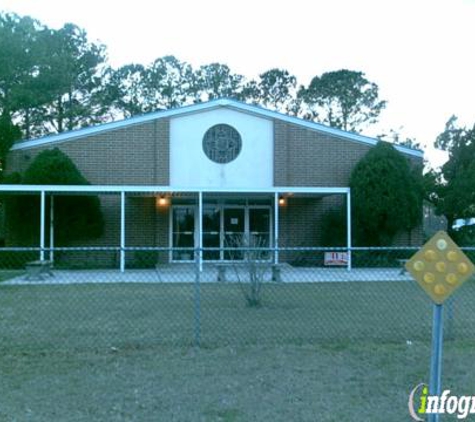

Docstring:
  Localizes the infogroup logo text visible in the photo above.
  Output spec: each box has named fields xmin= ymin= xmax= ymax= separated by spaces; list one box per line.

xmin=409 ymin=383 xmax=475 ymax=420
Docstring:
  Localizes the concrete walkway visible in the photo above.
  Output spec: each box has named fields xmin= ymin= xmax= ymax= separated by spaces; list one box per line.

xmin=3 ymin=264 xmax=412 ymax=285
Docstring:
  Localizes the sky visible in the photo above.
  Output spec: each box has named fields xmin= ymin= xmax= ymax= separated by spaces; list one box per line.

xmin=2 ymin=0 xmax=475 ymax=168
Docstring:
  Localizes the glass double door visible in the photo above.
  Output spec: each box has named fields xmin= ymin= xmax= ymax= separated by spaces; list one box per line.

xmin=172 ymin=205 xmax=271 ymax=261
xmin=203 ymin=206 xmax=271 ymax=261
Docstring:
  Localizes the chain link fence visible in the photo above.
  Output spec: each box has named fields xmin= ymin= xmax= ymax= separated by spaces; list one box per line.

xmin=1 ymin=246 xmax=475 ymax=353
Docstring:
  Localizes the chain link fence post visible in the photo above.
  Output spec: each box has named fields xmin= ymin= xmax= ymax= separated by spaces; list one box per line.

xmin=194 ymin=247 xmax=201 ymax=347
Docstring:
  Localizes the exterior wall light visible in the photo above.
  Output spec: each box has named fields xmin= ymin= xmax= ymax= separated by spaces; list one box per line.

xmin=278 ymin=196 xmax=286 ymax=206
xmin=157 ymin=195 xmax=169 ymax=207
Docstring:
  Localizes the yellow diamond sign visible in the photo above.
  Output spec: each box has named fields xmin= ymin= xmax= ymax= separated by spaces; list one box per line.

xmin=405 ymin=231 xmax=475 ymax=304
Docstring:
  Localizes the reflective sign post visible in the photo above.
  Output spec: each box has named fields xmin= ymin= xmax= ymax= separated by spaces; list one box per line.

xmin=428 ymin=304 xmax=444 ymax=422
xmin=405 ymin=231 xmax=475 ymax=421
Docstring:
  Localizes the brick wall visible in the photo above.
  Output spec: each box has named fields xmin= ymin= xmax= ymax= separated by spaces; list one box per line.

xmin=278 ymin=195 xmax=346 ymax=247
xmin=7 ymin=119 xmax=170 ymax=185
xmin=274 ymin=120 xmax=359 ymax=248
xmin=5 ymin=119 xmax=171 ymax=255
xmin=274 ymin=120 xmax=423 ymax=246
xmin=274 ymin=120 xmax=374 ymax=186
xmin=5 ymin=114 xmax=424 ymax=251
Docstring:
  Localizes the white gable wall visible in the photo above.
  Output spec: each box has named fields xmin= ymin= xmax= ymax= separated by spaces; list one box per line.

xmin=170 ymin=109 xmax=273 ymax=188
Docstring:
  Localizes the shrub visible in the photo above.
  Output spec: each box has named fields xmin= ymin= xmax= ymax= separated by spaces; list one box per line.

xmin=453 ymin=225 xmax=475 ymax=246
xmin=0 ymin=251 xmax=38 ymax=269
xmin=5 ymin=148 xmax=104 ymax=245
xmin=320 ymin=207 xmax=347 ymax=247
xmin=350 ymin=142 xmax=422 ymax=246
xmin=129 ymin=251 xmax=158 ymax=269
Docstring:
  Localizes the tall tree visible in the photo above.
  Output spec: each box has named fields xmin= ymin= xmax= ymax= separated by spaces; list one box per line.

xmin=99 ymin=64 xmax=148 ymax=118
xmin=0 ymin=13 xmax=46 ymax=171
xmin=36 ymin=23 xmax=107 ymax=134
xmin=0 ymin=114 xmax=21 ymax=176
xmin=429 ymin=116 xmax=475 ymax=235
xmin=377 ymin=128 xmax=422 ymax=151
xmin=142 ymin=55 xmax=194 ymax=110
xmin=0 ymin=14 xmax=108 ymax=140
xmin=298 ymin=69 xmax=386 ymax=132
xmin=192 ymin=63 xmax=245 ymax=102
xmin=350 ymin=142 xmax=422 ymax=246
xmin=248 ymin=68 xmax=299 ymax=114
xmin=0 ymin=13 xmax=44 ymax=115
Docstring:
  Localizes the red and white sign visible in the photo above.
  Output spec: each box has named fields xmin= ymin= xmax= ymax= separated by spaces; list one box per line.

xmin=324 ymin=252 xmax=348 ymax=266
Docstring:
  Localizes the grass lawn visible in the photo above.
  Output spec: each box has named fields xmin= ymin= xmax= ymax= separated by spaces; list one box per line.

xmin=1 ymin=281 xmax=475 ymax=421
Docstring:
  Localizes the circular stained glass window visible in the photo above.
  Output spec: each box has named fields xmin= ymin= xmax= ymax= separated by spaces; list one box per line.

xmin=202 ymin=124 xmax=242 ymax=164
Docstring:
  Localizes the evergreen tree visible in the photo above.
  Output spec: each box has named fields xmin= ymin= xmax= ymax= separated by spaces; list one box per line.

xmin=428 ymin=117 xmax=475 ymax=237
xmin=298 ymin=69 xmax=386 ymax=132
xmin=6 ymin=148 xmax=104 ymax=245
xmin=350 ymin=142 xmax=422 ymax=246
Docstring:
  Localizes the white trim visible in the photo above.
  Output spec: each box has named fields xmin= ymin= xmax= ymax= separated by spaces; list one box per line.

xmin=274 ymin=192 xmax=279 ymax=265
xmin=0 ymin=184 xmax=350 ymax=195
xmin=40 ymin=190 xmax=45 ymax=261
xmin=10 ymin=102 xmax=219 ymax=151
xmin=168 ymin=204 xmax=173 ymax=263
xmin=10 ymin=98 xmax=423 ymax=158
xmin=120 ymin=191 xmax=125 ymax=272
xmin=198 ymin=191 xmax=203 ymax=272
xmin=50 ymin=196 xmax=54 ymax=262
xmin=347 ymin=191 xmax=352 ymax=271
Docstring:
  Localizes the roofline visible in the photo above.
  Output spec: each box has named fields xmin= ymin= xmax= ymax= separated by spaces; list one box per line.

xmin=0 ymin=184 xmax=350 ymax=195
xmin=10 ymin=98 xmax=423 ymax=158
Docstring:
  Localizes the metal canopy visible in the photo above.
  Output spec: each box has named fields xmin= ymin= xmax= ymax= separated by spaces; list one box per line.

xmin=0 ymin=184 xmax=350 ymax=195
xmin=0 ymin=184 xmax=352 ymax=273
